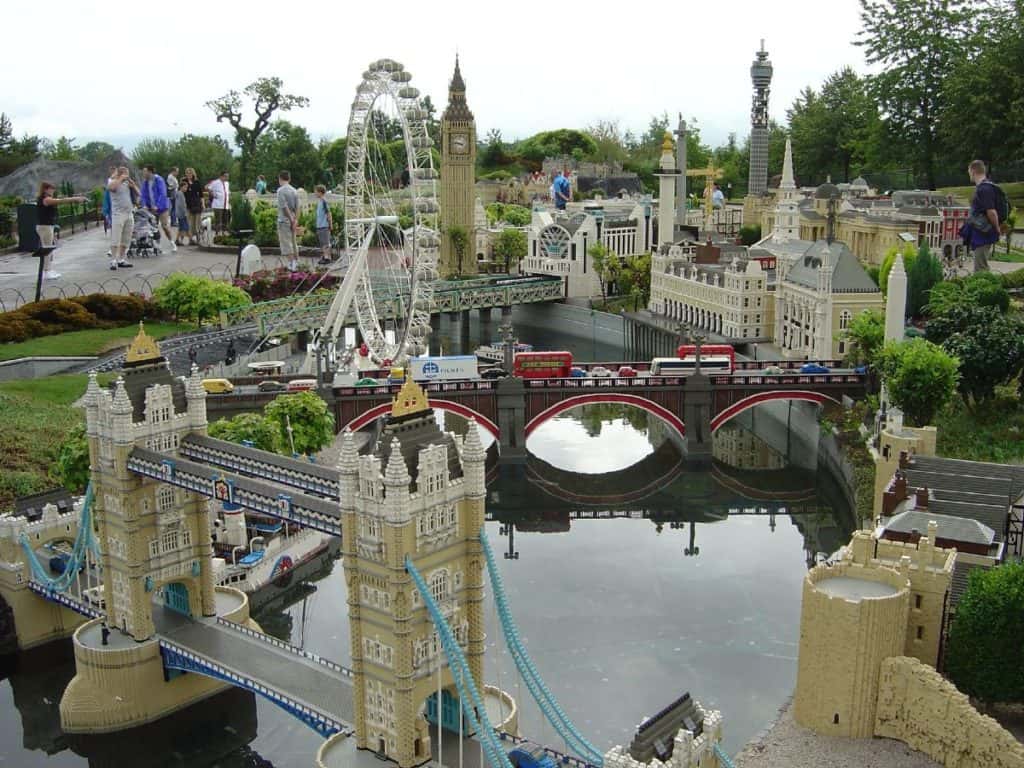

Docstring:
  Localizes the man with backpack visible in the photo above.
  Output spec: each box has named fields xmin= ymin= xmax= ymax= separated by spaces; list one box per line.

xmin=964 ymin=159 xmax=1008 ymax=272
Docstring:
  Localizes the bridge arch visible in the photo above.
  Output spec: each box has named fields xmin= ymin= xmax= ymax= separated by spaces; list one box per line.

xmin=710 ymin=390 xmax=840 ymax=433
xmin=345 ymin=399 xmax=500 ymax=440
xmin=524 ymin=393 xmax=686 ymax=441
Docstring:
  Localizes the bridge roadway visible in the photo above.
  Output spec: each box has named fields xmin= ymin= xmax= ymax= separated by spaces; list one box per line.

xmin=31 ymin=577 xmax=356 ymax=736
xmin=218 ymin=274 xmax=565 ymax=335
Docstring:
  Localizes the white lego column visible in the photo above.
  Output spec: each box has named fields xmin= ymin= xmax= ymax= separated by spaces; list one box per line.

xmin=885 ymin=253 xmax=907 ymax=342
xmin=655 ymin=133 xmax=680 ymax=247
xmin=219 ymin=502 xmax=248 ymax=548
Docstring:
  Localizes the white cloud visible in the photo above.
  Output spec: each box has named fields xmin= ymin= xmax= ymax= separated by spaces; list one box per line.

xmin=7 ymin=0 xmax=866 ymax=149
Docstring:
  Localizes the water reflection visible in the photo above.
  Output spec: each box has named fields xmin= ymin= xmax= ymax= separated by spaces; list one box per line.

xmin=0 ymin=401 xmax=854 ymax=765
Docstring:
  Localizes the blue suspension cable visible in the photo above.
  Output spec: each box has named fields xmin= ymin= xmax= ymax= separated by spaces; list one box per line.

xmin=713 ymin=742 xmax=735 ymax=768
xmin=480 ymin=528 xmax=604 ymax=766
xmin=406 ymin=556 xmax=513 ymax=768
xmin=20 ymin=482 xmax=97 ymax=593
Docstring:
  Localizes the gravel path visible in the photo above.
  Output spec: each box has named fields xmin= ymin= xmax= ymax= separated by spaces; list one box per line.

xmin=734 ymin=698 xmax=940 ymax=768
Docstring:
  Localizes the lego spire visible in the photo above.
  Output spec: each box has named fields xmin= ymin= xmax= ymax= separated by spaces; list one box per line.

xmin=462 ymin=419 xmax=486 ymax=462
xmin=125 ymin=321 xmax=161 ymax=364
xmin=84 ymin=371 xmax=101 ymax=408
xmin=450 ymin=54 xmax=465 ymax=92
xmin=383 ymin=438 xmax=410 ymax=488
xmin=111 ymin=376 xmax=132 ymax=414
xmin=781 ymin=138 xmax=795 ymax=190
xmin=338 ymin=430 xmax=359 ymax=474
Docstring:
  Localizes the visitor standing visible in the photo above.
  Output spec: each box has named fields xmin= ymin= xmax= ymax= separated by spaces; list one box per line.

xmin=255 ymin=174 xmax=267 ymax=195
xmin=712 ymin=183 xmax=725 ymax=209
xmin=207 ymin=170 xmax=231 ymax=234
xmin=173 ymin=180 xmax=190 ymax=245
xmin=553 ymin=169 xmax=570 ymax=210
xmin=35 ymin=181 xmax=85 ymax=279
xmin=963 ymin=160 xmax=1004 ymax=272
xmin=166 ymin=166 xmax=179 ymax=220
xmin=140 ymin=165 xmax=176 ymax=253
xmin=276 ymin=170 xmax=300 ymax=271
xmin=183 ymin=168 xmax=204 ymax=245
xmin=107 ymin=167 xmax=137 ymax=270
xmin=314 ymin=185 xmax=333 ymax=265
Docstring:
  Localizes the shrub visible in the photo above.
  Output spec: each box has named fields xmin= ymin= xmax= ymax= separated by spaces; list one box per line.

xmin=153 ymin=274 xmax=251 ymax=325
xmin=234 ymin=268 xmax=339 ymax=302
xmin=1001 ymin=266 xmax=1024 ymax=290
xmin=878 ymin=243 xmax=917 ymax=297
xmin=19 ymin=298 xmax=103 ymax=332
xmin=53 ymin=422 xmax=90 ymax=492
xmin=926 ymin=271 xmax=1009 ymax=317
xmin=877 ymin=338 xmax=959 ymax=426
xmin=252 ymin=202 xmax=278 ymax=248
xmin=945 ymin=561 xmax=1024 ymax=703
xmin=739 ymin=224 xmax=762 ymax=246
xmin=0 ymin=314 xmax=45 ymax=343
xmin=71 ymin=293 xmax=147 ymax=322
xmin=906 ymin=243 xmax=942 ymax=318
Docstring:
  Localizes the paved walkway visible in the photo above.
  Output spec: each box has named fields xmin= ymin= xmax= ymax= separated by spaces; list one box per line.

xmin=0 ymin=227 xmax=292 ymax=308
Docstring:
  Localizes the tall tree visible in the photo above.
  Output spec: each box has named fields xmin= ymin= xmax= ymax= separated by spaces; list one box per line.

xmin=856 ymin=0 xmax=974 ymax=188
xmin=47 ymin=136 xmax=79 ymax=161
xmin=77 ymin=141 xmax=116 ymax=163
xmin=252 ymin=120 xmax=320 ymax=189
xmin=0 ymin=113 xmax=42 ymax=176
xmin=940 ymin=0 xmax=1024 ymax=173
xmin=206 ymin=77 xmax=309 ymax=188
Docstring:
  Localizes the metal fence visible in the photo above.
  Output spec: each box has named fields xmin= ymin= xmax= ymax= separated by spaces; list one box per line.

xmin=0 ymin=262 xmax=238 ymax=312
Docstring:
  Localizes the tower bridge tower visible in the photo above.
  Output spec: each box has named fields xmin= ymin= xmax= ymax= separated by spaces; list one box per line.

xmin=340 ymin=379 xmax=489 ymax=767
xmin=84 ymin=324 xmax=216 ymax=639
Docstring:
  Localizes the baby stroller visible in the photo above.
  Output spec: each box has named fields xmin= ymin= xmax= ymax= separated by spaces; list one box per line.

xmin=127 ymin=208 xmax=161 ymax=259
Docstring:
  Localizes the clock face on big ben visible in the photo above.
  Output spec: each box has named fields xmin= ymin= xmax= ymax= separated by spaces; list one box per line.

xmin=451 ymin=133 xmax=469 ymax=154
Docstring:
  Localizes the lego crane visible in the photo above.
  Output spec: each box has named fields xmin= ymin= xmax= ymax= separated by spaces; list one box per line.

xmin=686 ymin=160 xmax=724 ymax=236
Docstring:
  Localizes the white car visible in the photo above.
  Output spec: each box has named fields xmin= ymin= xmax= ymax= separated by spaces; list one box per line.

xmin=762 ymin=365 xmax=784 ymax=375
xmin=589 ymin=366 xmax=612 ymax=378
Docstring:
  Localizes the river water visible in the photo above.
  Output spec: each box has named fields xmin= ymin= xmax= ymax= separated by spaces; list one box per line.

xmin=0 ymin=308 xmax=855 ymax=766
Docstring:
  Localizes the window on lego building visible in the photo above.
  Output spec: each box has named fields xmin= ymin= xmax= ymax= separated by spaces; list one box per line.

xmin=157 ymin=487 xmax=174 ymax=514
xmin=914 ymin=594 xmax=922 ymax=609
xmin=429 ymin=569 xmax=449 ymax=604
xmin=916 ymin=625 xmax=924 ymax=640
xmin=839 ymin=310 xmax=852 ymax=330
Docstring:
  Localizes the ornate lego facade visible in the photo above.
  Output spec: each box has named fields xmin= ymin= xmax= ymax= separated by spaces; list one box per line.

xmin=339 ymin=379 xmax=490 ymax=766
xmin=439 ymin=56 xmax=477 ymax=277
xmin=523 ymin=200 xmax=650 ymax=298
xmin=649 ymin=242 xmax=773 ymax=342
xmin=84 ymin=324 xmax=217 ymax=638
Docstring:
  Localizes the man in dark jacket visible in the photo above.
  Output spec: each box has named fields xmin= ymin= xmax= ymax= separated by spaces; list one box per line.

xmin=140 ymin=165 xmax=176 ymax=253
xmin=964 ymin=160 xmax=1001 ymax=272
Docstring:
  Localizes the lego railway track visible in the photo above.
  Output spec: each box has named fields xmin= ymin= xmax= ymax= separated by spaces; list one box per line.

xmin=82 ymin=324 xmax=259 ymax=373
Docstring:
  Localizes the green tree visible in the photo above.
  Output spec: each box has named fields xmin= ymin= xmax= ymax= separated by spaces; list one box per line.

xmin=856 ymin=0 xmax=973 ymax=188
xmin=320 ymin=137 xmax=347 ymax=175
xmin=480 ymin=128 xmax=508 ymax=170
xmin=133 ymin=134 xmax=233 ymax=183
xmin=53 ymin=423 xmax=90 ymax=493
xmin=906 ymin=242 xmax=942 ymax=318
xmin=588 ymin=242 xmax=619 ymax=301
xmin=264 ymin=391 xmax=335 ymax=456
xmin=739 ymin=225 xmax=762 ymax=246
xmin=516 ymin=129 xmax=598 ymax=165
xmin=877 ymin=338 xmax=959 ymax=426
xmin=47 ymin=136 xmax=79 ymax=161
xmin=584 ymin=119 xmax=628 ymax=165
xmin=940 ymin=2 xmax=1024 ymax=172
xmin=77 ymin=141 xmax=116 ymax=163
xmin=206 ymin=77 xmax=309 ymax=188
xmin=252 ymin=120 xmax=320 ymax=189
xmin=0 ymin=113 xmax=42 ymax=176
xmin=447 ymin=224 xmax=469 ymax=276
xmin=945 ymin=561 xmax=1024 ymax=703
xmin=618 ymin=254 xmax=652 ymax=305
xmin=878 ymin=242 xmax=917 ymax=297
xmin=842 ymin=308 xmax=885 ymax=366
xmin=208 ymin=413 xmax=280 ymax=452
xmin=940 ymin=309 xmax=1024 ymax=406
xmin=493 ymin=228 xmax=527 ymax=273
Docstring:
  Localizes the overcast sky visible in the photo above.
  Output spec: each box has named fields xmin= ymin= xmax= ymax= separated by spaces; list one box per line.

xmin=7 ymin=0 xmax=867 ymax=152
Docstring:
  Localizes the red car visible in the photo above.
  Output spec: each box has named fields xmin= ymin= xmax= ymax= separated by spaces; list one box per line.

xmin=617 ymin=366 xmax=637 ymax=378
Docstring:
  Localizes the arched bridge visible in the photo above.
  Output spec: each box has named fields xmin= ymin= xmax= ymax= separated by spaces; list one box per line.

xmin=323 ymin=365 xmax=866 ymax=456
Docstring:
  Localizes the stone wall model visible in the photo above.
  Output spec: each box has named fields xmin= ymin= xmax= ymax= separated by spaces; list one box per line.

xmin=874 ymin=656 xmax=1024 ymax=768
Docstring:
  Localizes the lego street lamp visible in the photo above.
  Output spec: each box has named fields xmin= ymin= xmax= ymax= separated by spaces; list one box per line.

xmin=680 ymin=323 xmax=707 ymax=375
xmin=500 ymin=320 xmax=515 ymax=372
xmin=684 ymin=521 xmax=700 ymax=557
xmin=499 ymin=523 xmax=519 ymax=559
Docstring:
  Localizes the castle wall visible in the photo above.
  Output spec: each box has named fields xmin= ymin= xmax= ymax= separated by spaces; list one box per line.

xmin=874 ymin=656 xmax=1024 ymax=768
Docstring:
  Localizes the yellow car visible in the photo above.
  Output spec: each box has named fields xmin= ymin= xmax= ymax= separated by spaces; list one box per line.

xmin=201 ymin=378 xmax=234 ymax=394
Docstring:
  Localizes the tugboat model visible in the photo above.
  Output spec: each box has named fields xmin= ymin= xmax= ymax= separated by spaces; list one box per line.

xmin=475 ymin=340 xmax=532 ymax=364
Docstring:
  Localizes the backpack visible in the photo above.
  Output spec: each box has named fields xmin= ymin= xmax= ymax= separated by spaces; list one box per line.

xmin=982 ymin=180 xmax=1010 ymax=224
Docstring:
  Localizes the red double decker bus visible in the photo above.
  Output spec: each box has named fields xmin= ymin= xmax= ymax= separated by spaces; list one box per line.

xmin=513 ymin=351 xmax=574 ymax=379
xmin=676 ymin=344 xmax=736 ymax=373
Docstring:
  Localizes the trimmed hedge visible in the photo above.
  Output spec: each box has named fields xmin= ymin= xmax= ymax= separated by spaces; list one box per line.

xmin=0 ymin=293 xmax=165 ymax=344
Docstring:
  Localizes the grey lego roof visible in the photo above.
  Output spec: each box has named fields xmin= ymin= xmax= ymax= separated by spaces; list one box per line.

xmin=783 ymin=240 xmax=880 ymax=293
xmin=883 ymin=509 xmax=995 ymax=547
xmin=118 ymin=356 xmax=187 ymax=422
xmin=909 ymin=455 xmax=1024 ymax=501
xmin=13 ymin=487 xmax=74 ymax=519
xmin=950 ymin=560 xmax=991 ymax=609
xmin=374 ymin=409 xmax=463 ymax=491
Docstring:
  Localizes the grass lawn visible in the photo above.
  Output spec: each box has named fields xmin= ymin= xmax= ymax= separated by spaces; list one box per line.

xmin=992 ymin=246 xmax=1024 ymax=263
xmin=0 ymin=321 xmax=193 ymax=362
xmin=935 ymin=394 xmax=1024 ymax=464
xmin=0 ymin=373 xmax=113 ymax=510
xmin=939 ymin=181 xmax=1024 ymax=211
